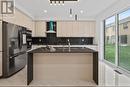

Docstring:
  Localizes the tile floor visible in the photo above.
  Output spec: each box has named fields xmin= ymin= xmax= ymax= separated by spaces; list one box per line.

xmin=0 ymin=61 xmax=130 ymax=86
xmin=0 ymin=66 xmax=27 ymax=86
xmin=99 ymin=61 xmax=130 ymax=86
xmin=30 ymin=80 xmax=96 ymax=86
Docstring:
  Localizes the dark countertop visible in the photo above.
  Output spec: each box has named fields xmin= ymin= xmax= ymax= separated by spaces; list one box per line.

xmin=28 ymin=47 xmax=98 ymax=53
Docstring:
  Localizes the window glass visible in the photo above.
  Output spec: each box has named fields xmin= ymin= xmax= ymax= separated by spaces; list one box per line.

xmin=104 ymin=16 xmax=116 ymax=64
xmin=118 ymin=9 xmax=130 ymax=70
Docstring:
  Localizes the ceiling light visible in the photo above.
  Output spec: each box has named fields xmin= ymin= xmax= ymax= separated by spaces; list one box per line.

xmin=58 ymin=1 xmax=61 ymax=5
xmin=75 ymin=14 xmax=78 ymax=21
xmin=70 ymin=8 xmax=72 ymax=14
xmin=69 ymin=14 xmax=73 ymax=17
xmin=69 ymin=8 xmax=73 ymax=17
xmin=50 ymin=0 xmax=78 ymax=1
xmin=49 ymin=0 xmax=78 ymax=5
xmin=62 ymin=1 xmax=64 ymax=5
xmin=80 ymin=10 xmax=83 ymax=14
xmin=44 ymin=10 xmax=47 ymax=13
xmin=54 ymin=1 xmax=57 ymax=5
xmin=50 ymin=1 xmax=53 ymax=5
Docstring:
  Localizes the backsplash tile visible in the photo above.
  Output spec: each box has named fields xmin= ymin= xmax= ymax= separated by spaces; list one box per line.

xmin=32 ymin=37 xmax=93 ymax=45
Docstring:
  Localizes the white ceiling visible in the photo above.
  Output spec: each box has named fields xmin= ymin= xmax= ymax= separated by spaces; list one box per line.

xmin=15 ymin=0 xmax=118 ymax=20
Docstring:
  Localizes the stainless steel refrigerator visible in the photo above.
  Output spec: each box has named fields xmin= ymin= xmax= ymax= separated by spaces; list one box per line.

xmin=0 ymin=21 xmax=28 ymax=77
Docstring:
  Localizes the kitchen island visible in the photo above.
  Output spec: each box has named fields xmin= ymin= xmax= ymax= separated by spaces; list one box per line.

xmin=27 ymin=46 xmax=98 ymax=86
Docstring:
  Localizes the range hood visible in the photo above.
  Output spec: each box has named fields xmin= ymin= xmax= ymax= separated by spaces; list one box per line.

xmin=46 ymin=21 xmax=56 ymax=33
xmin=46 ymin=30 xmax=56 ymax=33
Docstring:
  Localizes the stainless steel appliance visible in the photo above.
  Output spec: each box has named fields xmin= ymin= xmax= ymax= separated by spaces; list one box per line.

xmin=26 ymin=30 xmax=32 ymax=49
xmin=0 ymin=21 xmax=28 ymax=77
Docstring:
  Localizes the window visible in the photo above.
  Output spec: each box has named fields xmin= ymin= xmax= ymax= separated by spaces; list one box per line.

xmin=119 ymin=35 xmax=127 ymax=44
xmin=104 ymin=16 xmax=116 ymax=64
xmin=119 ymin=9 xmax=130 ymax=71
xmin=123 ymin=22 xmax=128 ymax=29
xmin=104 ymin=8 xmax=130 ymax=71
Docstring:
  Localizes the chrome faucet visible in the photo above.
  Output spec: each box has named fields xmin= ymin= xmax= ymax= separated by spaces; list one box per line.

xmin=67 ymin=39 xmax=71 ymax=52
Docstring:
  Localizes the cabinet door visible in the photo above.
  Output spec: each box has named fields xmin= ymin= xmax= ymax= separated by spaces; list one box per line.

xmin=35 ymin=22 xmax=46 ymax=37
xmin=66 ymin=22 xmax=73 ymax=37
xmin=78 ymin=22 xmax=87 ymax=37
xmin=57 ymin=22 xmax=61 ymax=37
xmin=82 ymin=22 xmax=90 ymax=37
xmin=89 ymin=21 xmax=96 ymax=37
xmin=72 ymin=22 xmax=80 ymax=37
xmin=57 ymin=22 xmax=72 ymax=37
xmin=81 ymin=21 xmax=96 ymax=37
xmin=57 ymin=22 xmax=64 ymax=37
xmin=57 ymin=21 xmax=96 ymax=37
xmin=57 ymin=22 xmax=79 ymax=37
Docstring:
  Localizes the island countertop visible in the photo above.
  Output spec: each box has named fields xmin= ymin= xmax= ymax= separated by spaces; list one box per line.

xmin=27 ymin=45 xmax=98 ymax=53
xmin=27 ymin=46 xmax=98 ymax=53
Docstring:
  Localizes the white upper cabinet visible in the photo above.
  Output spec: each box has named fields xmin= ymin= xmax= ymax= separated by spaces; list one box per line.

xmin=35 ymin=21 xmax=46 ymax=37
xmin=57 ymin=21 xmax=96 ymax=37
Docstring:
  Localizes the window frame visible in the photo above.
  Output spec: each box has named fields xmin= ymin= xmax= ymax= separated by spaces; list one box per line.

xmin=104 ymin=7 xmax=130 ymax=74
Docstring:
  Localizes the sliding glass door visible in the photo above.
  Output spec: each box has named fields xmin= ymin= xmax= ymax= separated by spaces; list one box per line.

xmin=104 ymin=16 xmax=116 ymax=64
xmin=118 ymin=9 xmax=130 ymax=71
xmin=104 ymin=8 xmax=130 ymax=71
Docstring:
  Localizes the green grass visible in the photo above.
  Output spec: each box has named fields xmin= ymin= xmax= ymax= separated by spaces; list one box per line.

xmin=105 ymin=44 xmax=115 ymax=64
xmin=119 ymin=46 xmax=130 ymax=71
xmin=105 ymin=44 xmax=130 ymax=71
